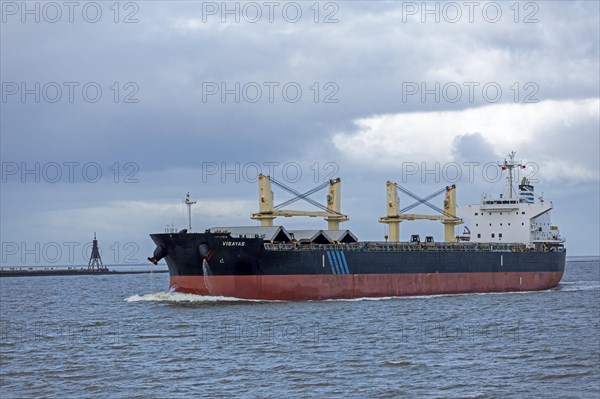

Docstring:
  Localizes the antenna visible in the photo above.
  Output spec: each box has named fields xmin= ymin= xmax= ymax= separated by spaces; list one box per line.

xmin=184 ymin=193 xmax=197 ymax=231
xmin=498 ymin=151 xmax=526 ymax=198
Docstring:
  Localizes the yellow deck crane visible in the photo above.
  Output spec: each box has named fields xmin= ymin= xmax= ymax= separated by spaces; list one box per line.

xmin=379 ymin=182 xmax=463 ymax=242
xmin=251 ymin=174 xmax=348 ymax=230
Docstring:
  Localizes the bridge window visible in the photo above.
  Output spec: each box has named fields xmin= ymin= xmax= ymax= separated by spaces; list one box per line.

xmin=499 ymin=233 xmax=503 ymax=238
xmin=477 ymin=234 xmax=481 ymax=238
xmin=491 ymin=233 xmax=495 ymax=238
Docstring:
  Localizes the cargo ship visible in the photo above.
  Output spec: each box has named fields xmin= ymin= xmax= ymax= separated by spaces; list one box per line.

xmin=148 ymin=152 xmax=565 ymax=300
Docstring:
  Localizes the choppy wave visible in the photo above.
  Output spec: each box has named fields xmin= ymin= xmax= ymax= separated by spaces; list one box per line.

xmin=384 ymin=360 xmax=418 ymax=366
xmin=3 ymin=261 xmax=599 ymax=399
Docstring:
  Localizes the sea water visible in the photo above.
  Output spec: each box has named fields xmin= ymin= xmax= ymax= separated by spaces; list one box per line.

xmin=1 ymin=259 xmax=598 ymax=398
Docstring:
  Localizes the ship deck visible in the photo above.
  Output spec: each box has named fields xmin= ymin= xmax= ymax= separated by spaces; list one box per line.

xmin=264 ymin=242 xmax=565 ymax=253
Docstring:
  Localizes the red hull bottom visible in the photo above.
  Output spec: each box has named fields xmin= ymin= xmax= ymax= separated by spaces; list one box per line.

xmin=170 ymin=272 xmax=564 ymax=301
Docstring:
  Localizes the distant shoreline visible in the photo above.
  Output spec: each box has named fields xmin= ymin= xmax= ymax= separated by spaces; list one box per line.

xmin=0 ymin=269 xmax=168 ymax=277
xmin=1 ymin=256 xmax=597 ymax=277
xmin=565 ymin=256 xmax=600 ymax=262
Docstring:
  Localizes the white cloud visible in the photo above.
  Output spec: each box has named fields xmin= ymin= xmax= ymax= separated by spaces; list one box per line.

xmin=332 ymin=98 xmax=600 ymax=182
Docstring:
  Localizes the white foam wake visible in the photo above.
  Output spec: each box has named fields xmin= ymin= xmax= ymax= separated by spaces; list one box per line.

xmin=322 ymin=290 xmax=547 ymax=302
xmin=125 ymin=291 xmax=272 ymax=303
xmin=557 ymin=281 xmax=600 ymax=292
xmin=322 ymin=296 xmax=400 ymax=302
xmin=126 ymin=281 xmax=598 ymax=303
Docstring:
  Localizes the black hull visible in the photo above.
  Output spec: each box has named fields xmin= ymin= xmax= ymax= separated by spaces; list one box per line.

xmin=149 ymin=232 xmax=565 ymax=300
xmin=150 ymin=233 xmax=565 ymax=276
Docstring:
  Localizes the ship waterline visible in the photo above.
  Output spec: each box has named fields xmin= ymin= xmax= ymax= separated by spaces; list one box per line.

xmin=151 ymin=232 xmax=565 ymax=301
xmin=170 ymin=271 xmax=564 ymax=301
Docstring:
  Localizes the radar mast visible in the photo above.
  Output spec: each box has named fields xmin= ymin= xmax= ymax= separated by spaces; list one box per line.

xmin=498 ymin=151 xmax=526 ymax=198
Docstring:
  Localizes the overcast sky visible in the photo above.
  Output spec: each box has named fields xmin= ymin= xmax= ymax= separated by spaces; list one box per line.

xmin=1 ymin=0 xmax=599 ymax=267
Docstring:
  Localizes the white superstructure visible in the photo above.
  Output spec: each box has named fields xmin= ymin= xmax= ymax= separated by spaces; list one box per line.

xmin=457 ymin=152 xmax=564 ymax=246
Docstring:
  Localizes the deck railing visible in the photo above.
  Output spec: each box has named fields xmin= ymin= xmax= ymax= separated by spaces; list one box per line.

xmin=263 ymin=242 xmax=565 ymax=253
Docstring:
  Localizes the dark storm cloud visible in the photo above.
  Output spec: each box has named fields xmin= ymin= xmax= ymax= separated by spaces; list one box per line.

xmin=451 ymin=133 xmax=498 ymax=164
xmin=1 ymin=1 xmax=599 ymax=261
